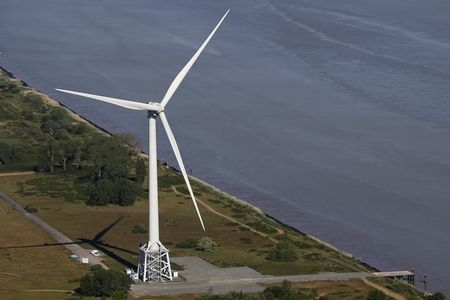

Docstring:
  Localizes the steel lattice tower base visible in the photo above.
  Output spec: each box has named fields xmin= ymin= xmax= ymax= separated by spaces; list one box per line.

xmin=137 ymin=241 xmax=173 ymax=282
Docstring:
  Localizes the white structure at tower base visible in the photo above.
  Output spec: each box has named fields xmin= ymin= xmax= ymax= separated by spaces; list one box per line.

xmin=137 ymin=241 xmax=173 ymax=282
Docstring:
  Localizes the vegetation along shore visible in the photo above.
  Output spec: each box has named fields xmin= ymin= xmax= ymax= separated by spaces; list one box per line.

xmin=0 ymin=67 xmax=442 ymax=299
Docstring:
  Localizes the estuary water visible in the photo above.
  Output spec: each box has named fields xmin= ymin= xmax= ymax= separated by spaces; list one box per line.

xmin=1 ymin=0 xmax=450 ymax=293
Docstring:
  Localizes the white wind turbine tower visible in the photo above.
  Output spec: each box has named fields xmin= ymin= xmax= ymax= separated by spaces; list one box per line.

xmin=56 ymin=10 xmax=230 ymax=283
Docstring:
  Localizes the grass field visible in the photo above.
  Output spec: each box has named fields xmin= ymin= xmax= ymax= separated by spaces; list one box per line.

xmin=0 ymin=200 xmax=88 ymax=300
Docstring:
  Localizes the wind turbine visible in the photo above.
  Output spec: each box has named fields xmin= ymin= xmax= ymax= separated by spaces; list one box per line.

xmin=56 ymin=9 xmax=230 ymax=283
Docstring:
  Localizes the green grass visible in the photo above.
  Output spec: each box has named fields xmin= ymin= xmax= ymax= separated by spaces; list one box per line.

xmin=0 ymin=200 xmax=88 ymax=299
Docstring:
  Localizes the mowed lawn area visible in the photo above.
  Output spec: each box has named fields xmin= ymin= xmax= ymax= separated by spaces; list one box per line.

xmin=0 ymin=200 xmax=88 ymax=300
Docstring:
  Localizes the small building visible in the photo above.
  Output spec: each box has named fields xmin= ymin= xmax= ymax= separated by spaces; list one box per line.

xmin=81 ymin=257 xmax=89 ymax=265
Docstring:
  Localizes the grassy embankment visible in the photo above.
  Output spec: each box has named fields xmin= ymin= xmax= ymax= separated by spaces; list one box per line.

xmin=0 ymin=69 xmax=423 ymax=299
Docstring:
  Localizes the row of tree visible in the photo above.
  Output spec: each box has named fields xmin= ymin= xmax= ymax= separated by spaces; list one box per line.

xmin=38 ymin=134 xmax=147 ymax=206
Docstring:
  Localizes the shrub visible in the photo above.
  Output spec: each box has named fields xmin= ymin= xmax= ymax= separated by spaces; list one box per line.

xmin=251 ymin=219 xmax=277 ymax=234
xmin=77 ymin=269 xmax=132 ymax=297
xmin=427 ymin=292 xmax=447 ymax=300
xmin=266 ymin=241 xmax=298 ymax=262
xmin=24 ymin=205 xmax=38 ymax=214
xmin=196 ymin=237 xmax=217 ymax=252
xmin=131 ymin=224 xmax=148 ymax=233
xmin=263 ymin=280 xmax=293 ymax=298
xmin=365 ymin=290 xmax=390 ymax=300
xmin=175 ymin=238 xmax=199 ymax=249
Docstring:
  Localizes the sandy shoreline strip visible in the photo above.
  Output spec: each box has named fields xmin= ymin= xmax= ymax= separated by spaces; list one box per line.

xmin=0 ymin=65 xmax=378 ymax=272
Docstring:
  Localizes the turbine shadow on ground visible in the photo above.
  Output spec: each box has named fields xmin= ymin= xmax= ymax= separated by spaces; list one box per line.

xmin=0 ymin=216 xmax=138 ymax=268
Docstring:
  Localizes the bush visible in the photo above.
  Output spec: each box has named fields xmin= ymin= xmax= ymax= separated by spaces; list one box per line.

xmin=427 ymin=292 xmax=447 ymax=300
xmin=175 ymin=238 xmax=199 ymax=249
xmin=196 ymin=237 xmax=217 ymax=252
xmin=251 ymin=219 xmax=277 ymax=234
xmin=365 ymin=290 xmax=390 ymax=300
xmin=266 ymin=241 xmax=298 ymax=262
xmin=49 ymin=107 xmax=69 ymax=122
xmin=68 ymin=122 xmax=90 ymax=135
xmin=77 ymin=269 xmax=131 ymax=297
xmin=131 ymin=224 xmax=148 ymax=233
xmin=24 ymin=205 xmax=38 ymax=214
xmin=263 ymin=280 xmax=293 ymax=298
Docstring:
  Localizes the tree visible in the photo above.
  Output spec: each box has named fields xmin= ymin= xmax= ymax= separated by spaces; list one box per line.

xmin=77 ymin=269 xmax=132 ymax=297
xmin=87 ymin=179 xmax=116 ymax=206
xmin=72 ymin=140 xmax=83 ymax=169
xmin=0 ymin=142 xmax=23 ymax=165
xmin=39 ymin=140 xmax=57 ymax=172
xmin=114 ymin=178 xmax=140 ymax=206
xmin=55 ymin=140 xmax=75 ymax=170
xmin=266 ymin=241 xmax=299 ymax=262
xmin=196 ymin=237 xmax=217 ymax=252
xmin=88 ymin=137 xmax=130 ymax=181
xmin=135 ymin=157 xmax=146 ymax=183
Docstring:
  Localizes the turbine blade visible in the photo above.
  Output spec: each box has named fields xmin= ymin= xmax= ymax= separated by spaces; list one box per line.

xmin=160 ymin=9 xmax=230 ymax=108
xmin=55 ymin=89 xmax=159 ymax=111
xmin=159 ymin=111 xmax=205 ymax=231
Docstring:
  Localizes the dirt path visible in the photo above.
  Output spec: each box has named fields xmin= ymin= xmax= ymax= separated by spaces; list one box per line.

xmin=0 ymin=171 xmax=35 ymax=177
xmin=362 ymin=277 xmax=406 ymax=300
xmin=171 ymin=185 xmax=280 ymax=243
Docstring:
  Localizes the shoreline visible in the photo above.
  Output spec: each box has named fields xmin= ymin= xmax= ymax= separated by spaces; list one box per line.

xmin=0 ymin=65 xmax=379 ymax=273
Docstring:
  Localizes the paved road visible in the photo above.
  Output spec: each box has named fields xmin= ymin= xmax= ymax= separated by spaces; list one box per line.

xmin=131 ymin=256 xmax=371 ymax=297
xmin=0 ymin=190 xmax=108 ymax=269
